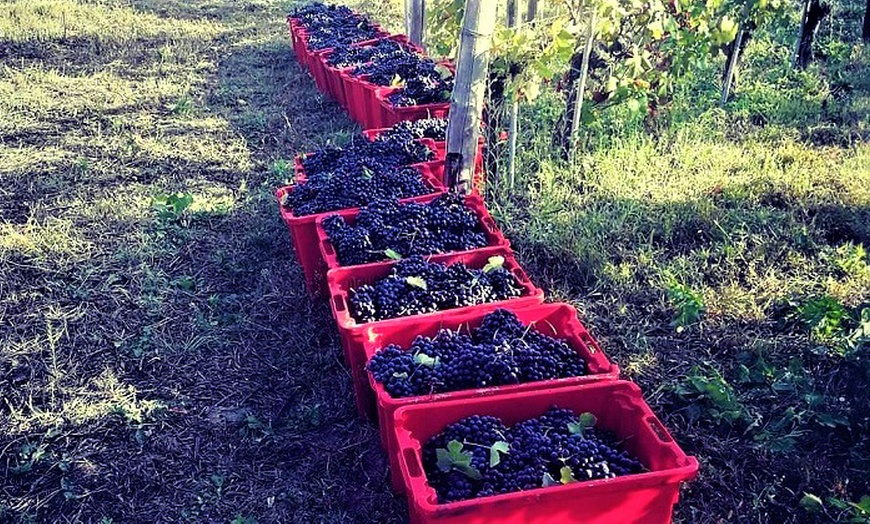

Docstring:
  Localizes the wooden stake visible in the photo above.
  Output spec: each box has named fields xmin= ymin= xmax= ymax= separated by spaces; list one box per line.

xmin=446 ymin=0 xmax=498 ymax=193
xmin=864 ymin=0 xmax=870 ymax=43
xmin=405 ymin=0 xmax=425 ymax=48
xmin=720 ymin=27 xmax=744 ymax=106
xmin=794 ymin=0 xmax=810 ymax=65
xmin=525 ymin=0 xmax=538 ymax=23
xmin=507 ymin=0 xmax=517 ymax=27
xmin=507 ymin=0 xmax=522 ymax=188
xmin=569 ymin=9 xmax=596 ymax=160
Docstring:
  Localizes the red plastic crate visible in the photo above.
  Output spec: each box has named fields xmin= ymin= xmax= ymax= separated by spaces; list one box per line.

xmin=325 ymin=248 xmax=544 ymax=414
xmin=341 ymin=71 xmax=366 ymax=124
xmin=324 ymin=62 xmax=353 ymax=108
xmin=293 ymin=138 xmax=440 ymax=185
xmin=309 ymin=47 xmax=333 ymax=94
xmin=346 ymin=74 xmax=383 ymax=128
xmin=373 ymin=86 xmax=451 ymax=129
xmin=287 ymin=18 xmax=308 ymax=66
xmin=274 ymin=164 xmax=446 ymax=296
xmin=363 ymin=302 xmax=620 ymax=492
xmin=315 ymin=192 xmax=509 ymax=271
xmin=394 ymin=381 xmax=699 ymax=524
xmin=323 ymin=35 xmax=423 ymax=109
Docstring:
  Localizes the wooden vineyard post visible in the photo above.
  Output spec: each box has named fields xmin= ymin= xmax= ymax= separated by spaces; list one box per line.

xmin=506 ymin=0 xmax=521 ymax=189
xmin=526 ymin=0 xmax=538 ymax=23
xmin=507 ymin=0 xmax=517 ymax=27
xmin=405 ymin=0 xmax=425 ymax=48
xmin=864 ymin=0 xmax=870 ymax=43
xmin=720 ymin=27 xmax=745 ymax=106
xmin=445 ymin=0 xmax=498 ymax=193
xmin=568 ymin=9 xmax=597 ymax=161
xmin=794 ymin=0 xmax=810 ymax=64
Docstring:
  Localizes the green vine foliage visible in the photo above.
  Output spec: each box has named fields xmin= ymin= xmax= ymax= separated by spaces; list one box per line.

xmin=423 ymin=0 xmax=787 ymax=122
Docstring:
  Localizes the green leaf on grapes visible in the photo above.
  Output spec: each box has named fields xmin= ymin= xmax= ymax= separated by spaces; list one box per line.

xmin=482 ymin=255 xmax=505 ymax=273
xmin=542 ymin=472 xmax=558 ymax=487
xmin=390 ymin=74 xmax=405 ymax=88
xmin=384 ymin=249 xmax=402 ymax=260
xmin=489 ymin=440 xmax=510 ymax=467
xmin=414 ymin=352 xmax=440 ymax=368
xmin=361 ymin=166 xmax=373 ymax=179
xmin=436 ymin=440 xmax=481 ymax=480
xmin=568 ymin=412 xmax=597 ymax=435
xmin=435 ymin=64 xmax=453 ymax=79
xmin=560 ymin=466 xmax=576 ymax=484
xmin=406 ymin=276 xmax=428 ymax=290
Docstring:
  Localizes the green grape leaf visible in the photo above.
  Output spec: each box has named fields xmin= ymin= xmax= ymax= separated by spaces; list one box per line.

xmin=435 ymin=64 xmax=453 ymax=79
xmin=384 ymin=249 xmax=402 ymax=260
xmin=414 ymin=352 xmax=440 ymax=368
xmin=542 ymin=472 xmax=558 ymax=487
xmin=568 ymin=412 xmax=597 ymax=435
xmin=390 ymin=74 xmax=405 ymax=88
xmin=560 ymin=465 xmax=576 ymax=484
xmin=489 ymin=440 xmax=510 ymax=467
xmin=406 ymin=276 xmax=428 ymax=290
xmin=482 ymin=255 xmax=506 ymax=273
xmin=436 ymin=440 xmax=481 ymax=480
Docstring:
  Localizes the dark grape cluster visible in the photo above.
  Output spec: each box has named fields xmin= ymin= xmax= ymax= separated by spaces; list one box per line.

xmin=325 ymin=38 xmax=405 ymax=69
xmin=283 ymin=166 xmax=431 ymax=216
xmin=323 ymin=193 xmax=488 ymax=266
xmin=301 ymin=133 xmax=433 ymax=178
xmin=290 ymin=3 xmax=383 ymax=51
xmin=378 ymin=118 xmax=448 ymax=141
xmin=367 ymin=309 xmax=588 ymax=397
xmin=351 ymin=50 xmax=454 ymax=107
xmin=422 ymin=408 xmax=645 ymax=503
xmin=349 ymin=256 xmax=524 ymax=323
xmin=387 ymin=74 xmax=454 ymax=107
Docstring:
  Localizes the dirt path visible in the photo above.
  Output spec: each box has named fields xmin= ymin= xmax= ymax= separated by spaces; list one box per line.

xmin=1 ymin=0 xmax=405 ymax=521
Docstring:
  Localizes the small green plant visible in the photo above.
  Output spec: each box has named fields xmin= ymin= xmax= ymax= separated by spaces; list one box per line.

xmin=675 ymin=366 xmax=746 ymax=424
xmin=10 ymin=442 xmax=48 ymax=474
xmin=665 ymin=277 xmax=705 ymax=331
xmin=796 ymin=296 xmax=869 ymax=357
xmin=800 ymin=492 xmax=870 ymax=522
xmin=167 ymin=95 xmax=193 ymax=116
xmin=798 ymin=296 xmax=849 ymax=343
xmin=270 ymin=158 xmax=291 ymax=179
xmin=151 ymin=192 xmax=193 ymax=223
xmin=231 ymin=515 xmax=258 ymax=524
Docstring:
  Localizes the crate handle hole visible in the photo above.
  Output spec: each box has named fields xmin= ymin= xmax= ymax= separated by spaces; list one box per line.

xmin=333 ymin=295 xmax=346 ymax=313
xmin=646 ymin=416 xmax=673 ymax=443
xmin=404 ymin=448 xmax=422 ymax=478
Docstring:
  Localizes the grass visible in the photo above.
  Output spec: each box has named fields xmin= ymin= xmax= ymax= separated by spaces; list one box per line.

xmin=487 ymin=9 xmax=870 ymax=522
xmin=0 ymin=0 xmax=868 ymax=523
xmin=1 ymin=0 xmax=405 ymax=521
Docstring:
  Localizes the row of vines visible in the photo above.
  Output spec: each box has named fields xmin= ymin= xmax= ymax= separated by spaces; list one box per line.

xmin=418 ymin=0 xmax=869 ymax=163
